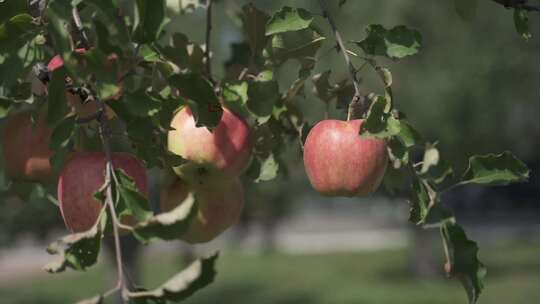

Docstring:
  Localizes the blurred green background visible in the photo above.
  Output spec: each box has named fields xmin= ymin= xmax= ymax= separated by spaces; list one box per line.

xmin=1 ymin=1 xmax=539 ymax=303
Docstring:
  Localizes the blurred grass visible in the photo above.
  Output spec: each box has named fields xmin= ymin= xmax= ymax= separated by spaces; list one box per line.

xmin=0 ymin=241 xmax=539 ymax=304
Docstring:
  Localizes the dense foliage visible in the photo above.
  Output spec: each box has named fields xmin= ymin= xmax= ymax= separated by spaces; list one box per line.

xmin=0 ymin=0 xmax=536 ymax=303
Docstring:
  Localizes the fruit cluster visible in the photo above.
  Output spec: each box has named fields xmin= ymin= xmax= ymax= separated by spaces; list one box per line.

xmin=1 ymin=51 xmax=388 ymax=243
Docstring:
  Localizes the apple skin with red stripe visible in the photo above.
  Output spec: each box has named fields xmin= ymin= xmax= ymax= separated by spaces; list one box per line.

xmin=303 ymin=119 xmax=388 ymax=197
xmin=58 ymin=152 xmax=148 ymax=233
xmin=168 ymin=106 xmax=252 ymax=187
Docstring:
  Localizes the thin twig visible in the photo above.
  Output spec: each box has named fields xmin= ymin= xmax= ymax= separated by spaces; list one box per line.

xmin=71 ymin=7 xmax=90 ymax=49
xmin=317 ymin=0 xmax=366 ymax=119
xmin=72 ymin=6 xmax=127 ymax=302
xmin=491 ymin=0 xmax=540 ymax=11
xmin=97 ymin=101 xmax=126 ymax=300
xmin=204 ymin=0 xmax=214 ymax=82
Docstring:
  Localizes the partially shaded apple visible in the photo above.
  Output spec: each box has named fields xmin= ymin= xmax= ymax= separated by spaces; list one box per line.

xmin=303 ymin=119 xmax=388 ymax=197
xmin=168 ymin=106 xmax=252 ymax=186
xmin=160 ymin=178 xmax=244 ymax=244
xmin=58 ymin=152 xmax=148 ymax=233
xmin=2 ymin=111 xmax=55 ymax=183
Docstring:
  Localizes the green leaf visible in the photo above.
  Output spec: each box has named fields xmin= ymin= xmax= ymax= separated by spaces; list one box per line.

xmin=160 ymin=33 xmax=205 ymax=73
xmin=49 ymin=115 xmax=77 ymax=150
xmin=387 ymin=136 xmax=409 ymax=167
xmin=419 ymin=145 xmax=453 ymax=184
xmin=460 ymin=152 xmax=530 ymax=186
xmin=250 ymin=154 xmax=279 ymax=183
xmin=0 ymin=98 xmax=11 ymax=118
xmin=125 ymin=89 xmax=162 ymax=117
xmin=168 ymin=73 xmax=222 ymax=128
xmin=247 ymin=71 xmax=279 ymax=118
xmin=44 ymin=216 xmax=104 ymax=273
xmin=514 ymin=9 xmax=532 ymax=40
xmin=94 ymin=20 xmax=122 ymax=55
xmin=312 ymin=70 xmax=334 ymax=103
xmin=408 ymin=177 xmax=430 ymax=225
xmin=116 ymin=169 xmax=153 ymax=223
xmin=397 ymin=120 xmax=422 ymax=148
xmin=47 ymin=66 xmax=68 ymax=125
xmin=0 ymin=13 xmax=39 ymax=52
xmin=139 ymin=44 xmax=160 ymax=62
xmin=241 ymin=3 xmax=270 ymax=57
xmin=46 ymin=1 xmax=72 ymax=63
xmin=355 ymin=24 xmax=422 ymax=59
xmin=81 ymin=0 xmax=130 ymax=47
xmin=410 ymin=175 xmax=454 ymax=227
xmin=441 ymin=222 xmax=486 ymax=304
xmin=127 ymin=253 xmax=219 ymax=302
xmin=360 ymin=96 xmax=399 ymax=138
xmin=0 ymin=1 xmax=27 ymax=24
xmin=268 ymin=28 xmax=326 ymax=64
xmin=283 ymin=58 xmax=315 ymax=101
xmin=222 ymin=81 xmax=249 ymax=117
xmin=454 ymin=0 xmax=478 ymax=21
xmin=133 ymin=0 xmax=169 ymax=43
xmin=133 ymin=193 xmax=197 ymax=242
xmin=266 ymin=6 xmax=313 ymax=36
xmin=423 ymin=203 xmax=454 ymax=227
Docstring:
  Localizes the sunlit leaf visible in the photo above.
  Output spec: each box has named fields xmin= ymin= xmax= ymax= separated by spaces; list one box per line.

xmin=355 ymin=24 xmax=422 ymax=59
xmin=116 ymin=169 xmax=153 ymax=223
xmin=168 ymin=73 xmax=221 ymax=128
xmin=127 ymin=253 xmax=219 ymax=302
xmin=133 ymin=193 xmax=197 ymax=242
xmin=441 ymin=222 xmax=486 ymax=304
xmin=266 ymin=6 xmax=313 ymax=36
xmin=460 ymin=152 xmax=530 ymax=186
xmin=44 ymin=215 xmax=104 ymax=273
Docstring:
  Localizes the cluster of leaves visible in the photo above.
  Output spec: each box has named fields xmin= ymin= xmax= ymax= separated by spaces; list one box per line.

xmin=347 ymin=24 xmax=529 ymax=303
xmin=0 ymin=1 xmax=534 ymax=304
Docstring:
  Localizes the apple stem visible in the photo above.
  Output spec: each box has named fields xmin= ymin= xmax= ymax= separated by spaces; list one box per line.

xmin=318 ymin=0 xmax=366 ymax=120
xmin=204 ymin=0 xmax=214 ymax=83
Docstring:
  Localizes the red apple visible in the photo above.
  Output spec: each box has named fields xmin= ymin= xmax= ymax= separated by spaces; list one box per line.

xmin=303 ymin=119 xmax=388 ymax=197
xmin=160 ymin=178 xmax=244 ymax=244
xmin=58 ymin=152 xmax=148 ymax=233
xmin=2 ymin=111 xmax=55 ymax=183
xmin=168 ymin=106 xmax=252 ymax=186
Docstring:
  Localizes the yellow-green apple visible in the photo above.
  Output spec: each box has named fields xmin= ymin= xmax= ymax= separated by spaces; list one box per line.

xmin=168 ymin=106 xmax=252 ymax=186
xmin=160 ymin=178 xmax=244 ymax=244
xmin=2 ymin=111 xmax=55 ymax=183
xmin=58 ymin=152 xmax=148 ymax=233
xmin=303 ymin=119 xmax=388 ymax=197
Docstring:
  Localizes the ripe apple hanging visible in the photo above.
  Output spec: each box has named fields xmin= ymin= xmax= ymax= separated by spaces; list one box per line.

xmin=168 ymin=106 xmax=252 ymax=186
xmin=58 ymin=152 xmax=148 ymax=233
xmin=303 ymin=119 xmax=388 ymax=197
